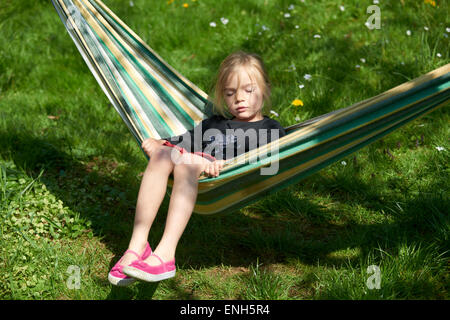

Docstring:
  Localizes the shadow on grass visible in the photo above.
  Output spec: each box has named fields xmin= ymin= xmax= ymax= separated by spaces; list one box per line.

xmin=1 ymin=112 xmax=447 ymax=299
xmin=1 ymin=27 xmax=447 ymax=297
xmin=0 ymin=0 xmax=447 ymax=300
xmin=106 ymin=282 xmax=160 ymax=300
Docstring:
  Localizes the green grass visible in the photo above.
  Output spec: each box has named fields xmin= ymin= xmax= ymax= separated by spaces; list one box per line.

xmin=0 ymin=0 xmax=449 ymax=300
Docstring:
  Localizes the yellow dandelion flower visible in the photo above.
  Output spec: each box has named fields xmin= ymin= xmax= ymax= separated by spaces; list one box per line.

xmin=183 ymin=3 xmax=189 ymax=7
xmin=167 ymin=0 xmax=174 ymax=4
xmin=292 ymin=99 xmax=304 ymax=107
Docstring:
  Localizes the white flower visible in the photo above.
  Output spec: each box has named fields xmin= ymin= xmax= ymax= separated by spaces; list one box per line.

xmin=288 ymin=64 xmax=296 ymax=71
xmin=437 ymin=53 xmax=442 ymax=58
xmin=284 ymin=13 xmax=291 ymax=18
xmin=304 ymin=74 xmax=312 ymax=81
xmin=435 ymin=146 xmax=445 ymax=152
xmin=299 ymin=84 xmax=305 ymax=89
xmin=355 ymin=64 xmax=361 ymax=69
xmin=341 ymin=161 xmax=347 ymax=166
xmin=339 ymin=5 xmax=345 ymax=11
xmin=295 ymin=25 xmax=299 ymax=29
xmin=314 ymin=34 xmax=321 ymax=38
xmin=270 ymin=110 xmax=279 ymax=117
xmin=295 ymin=116 xmax=301 ymax=122
xmin=406 ymin=30 xmax=411 ymax=36
xmin=220 ymin=17 xmax=229 ymax=25
xmin=446 ymin=27 xmax=450 ymax=33
xmin=424 ymin=26 xmax=429 ymax=31
xmin=262 ymin=25 xmax=269 ymax=31
xmin=209 ymin=22 xmax=217 ymax=27
xmin=360 ymin=58 xmax=366 ymax=63
xmin=373 ymin=0 xmax=379 ymax=4
xmin=129 ymin=1 xmax=134 ymax=7
xmin=288 ymin=4 xmax=295 ymax=10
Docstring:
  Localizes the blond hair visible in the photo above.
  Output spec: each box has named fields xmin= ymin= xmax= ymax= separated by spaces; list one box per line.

xmin=213 ymin=51 xmax=271 ymax=118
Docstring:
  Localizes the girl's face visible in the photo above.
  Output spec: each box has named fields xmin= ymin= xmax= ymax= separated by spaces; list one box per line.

xmin=223 ymin=67 xmax=264 ymax=122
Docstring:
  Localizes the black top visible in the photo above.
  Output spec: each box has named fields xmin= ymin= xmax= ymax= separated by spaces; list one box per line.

xmin=166 ymin=115 xmax=286 ymax=160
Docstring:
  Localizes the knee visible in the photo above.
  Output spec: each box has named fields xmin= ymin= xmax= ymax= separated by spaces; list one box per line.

xmin=148 ymin=146 xmax=176 ymax=170
xmin=173 ymin=161 xmax=203 ymax=179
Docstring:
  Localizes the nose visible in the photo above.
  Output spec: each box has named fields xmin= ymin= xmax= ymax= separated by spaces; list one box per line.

xmin=235 ymin=89 xmax=245 ymax=103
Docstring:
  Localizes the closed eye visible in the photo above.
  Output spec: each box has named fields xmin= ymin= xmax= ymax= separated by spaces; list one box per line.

xmin=224 ymin=86 xmax=256 ymax=96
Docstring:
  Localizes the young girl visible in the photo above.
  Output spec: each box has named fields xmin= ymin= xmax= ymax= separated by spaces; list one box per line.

xmin=108 ymin=51 xmax=286 ymax=285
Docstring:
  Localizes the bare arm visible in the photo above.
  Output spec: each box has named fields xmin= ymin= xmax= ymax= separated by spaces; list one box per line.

xmin=142 ymin=138 xmax=225 ymax=177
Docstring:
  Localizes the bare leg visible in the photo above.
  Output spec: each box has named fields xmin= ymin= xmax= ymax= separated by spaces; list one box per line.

xmin=143 ymin=155 xmax=203 ymax=265
xmin=120 ymin=146 xmax=177 ymax=266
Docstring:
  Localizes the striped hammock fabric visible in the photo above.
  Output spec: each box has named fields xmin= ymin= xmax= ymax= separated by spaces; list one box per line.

xmin=52 ymin=0 xmax=450 ymax=215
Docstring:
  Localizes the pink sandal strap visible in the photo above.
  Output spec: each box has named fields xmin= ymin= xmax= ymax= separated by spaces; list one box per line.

xmin=150 ymin=253 xmax=165 ymax=265
xmin=117 ymin=249 xmax=140 ymax=264
xmin=123 ymin=249 xmax=140 ymax=258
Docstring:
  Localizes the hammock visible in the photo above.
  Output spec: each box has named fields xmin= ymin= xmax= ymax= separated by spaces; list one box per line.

xmin=52 ymin=0 xmax=450 ymax=214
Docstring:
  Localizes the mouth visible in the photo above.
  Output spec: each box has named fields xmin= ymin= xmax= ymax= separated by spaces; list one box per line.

xmin=236 ymin=106 xmax=247 ymax=112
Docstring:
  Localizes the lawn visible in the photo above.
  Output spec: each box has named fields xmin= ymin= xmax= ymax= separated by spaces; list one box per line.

xmin=0 ymin=0 xmax=448 ymax=300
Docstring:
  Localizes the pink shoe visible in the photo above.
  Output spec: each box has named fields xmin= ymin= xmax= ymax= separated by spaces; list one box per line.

xmin=108 ymin=243 xmax=152 ymax=286
xmin=122 ymin=253 xmax=176 ymax=282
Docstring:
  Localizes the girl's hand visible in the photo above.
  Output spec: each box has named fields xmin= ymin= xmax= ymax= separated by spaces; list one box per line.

xmin=142 ymin=138 xmax=166 ymax=157
xmin=201 ymin=159 xmax=225 ymax=178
